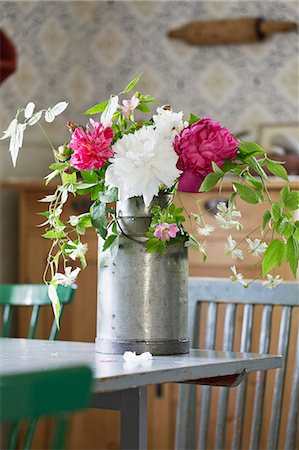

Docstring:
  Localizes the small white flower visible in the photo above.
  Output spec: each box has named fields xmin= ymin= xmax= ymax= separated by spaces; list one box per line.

xmin=246 ymin=238 xmax=268 ymax=257
xmin=230 ymin=266 xmax=247 ymax=286
xmin=262 ymin=274 xmax=283 ymax=289
xmin=65 ymin=242 xmax=88 ymax=261
xmin=215 ymin=202 xmax=243 ymax=230
xmin=53 ymin=267 xmax=81 ymax=286
xmin=197 ymin=241 xmax=207 ymax=255
xmin=225 ymin=236 xmax=244 ymax=260
xmin=191 ymin=212 xmax=201 ymax=225
xmin=153 ymin=106 xmax=184 ymax=139
xmin=69 ymin=215 xmax=79 ymax=226
xmin=197 ymin=224 xmax=215 ymax=236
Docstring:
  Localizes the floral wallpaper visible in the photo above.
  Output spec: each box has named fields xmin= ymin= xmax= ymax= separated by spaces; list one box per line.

xmin=0 ymin=0 xmax=298 ymax=280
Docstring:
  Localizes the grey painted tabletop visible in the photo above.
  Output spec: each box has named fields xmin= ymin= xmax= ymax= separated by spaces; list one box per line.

xmin=0 ymin=338 xmax=282 ymax=393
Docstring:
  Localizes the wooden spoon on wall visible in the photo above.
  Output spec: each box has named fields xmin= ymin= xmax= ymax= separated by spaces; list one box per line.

xmin=168 ymin=17 xmax=297 ymax=46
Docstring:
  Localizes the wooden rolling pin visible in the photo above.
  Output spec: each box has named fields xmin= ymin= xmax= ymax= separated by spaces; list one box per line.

xmin=168 ymin=17 xmax=297 ymax=46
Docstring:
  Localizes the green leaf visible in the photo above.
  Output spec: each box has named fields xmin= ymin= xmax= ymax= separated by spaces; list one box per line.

xmin=145 ymin=238 xmax=165 ymax=254
xmin=262 ymin=210 xmax=271 ymax=232
xmin=81 ymin=171 xmax=99 ymax=183
xmin=91 ymin=201 xmax=107 ymax=239
xmin=199 ymin=172 xmax=222 ymax=192
xmin=245 ymin=173 xmax=263 ymax=189
xmin=83 ymin=100 xmax=108 ymax=115
xmin=233 ymin=183 xmax=262 ymax=204
xmin=122 ymin=73 xmax=143 ymax=94
xmin=284 ymin=190 xmax=299 ymax=211
xmin=249 ymin=157 xmax=268 ymax=181
xmin=294 ymin=227 xmax=299 ymax=242
xmin=279 ymin=220 xmax=294 ymax=239
xmin=110 ymin=235 xmax=119 ymax=259
xmin=271 ymin=202 xmax=282 ymax=222
xmin=42 ymin=229 xmax=66 ymax=240
xmin=140 ymin=95 xmax=156 ymax=103
xmin=49 ymin=162 xmax=68 ymax=171
xmin=286 ymin=236 xmax=299 ymax=278
xmin=238 ymin=141 xmax=266 ymax=155
xmin=221 ymin=160 xmax=238 ymax=173
xmin=99 ymin=187 xmax=118 ymax=204
xmin=262 ymin=239 xmax=286 ymax=275
xmin=103 ymin=234 xmax=118 ymax=252
xmin=189 ymin=113 xmax=200 ymax=125
xmin=136 ymin=103 xmax=151 ymax=113
xmin=266 ymin=160 xmax=289 ymax=181
xmin=211 ymin=161 xmax=224 ymax=175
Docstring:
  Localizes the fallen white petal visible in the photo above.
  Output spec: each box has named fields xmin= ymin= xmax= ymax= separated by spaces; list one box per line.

xmin=123 ymin=351 xmax=153 ymax=362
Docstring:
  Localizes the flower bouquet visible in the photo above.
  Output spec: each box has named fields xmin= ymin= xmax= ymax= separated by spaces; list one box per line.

xmin=2 ymin=74 xmax=298 ymax=327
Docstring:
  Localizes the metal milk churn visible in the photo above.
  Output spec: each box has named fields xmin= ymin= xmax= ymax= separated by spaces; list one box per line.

xmin=95 ymin=193 xmax=189 ymax=355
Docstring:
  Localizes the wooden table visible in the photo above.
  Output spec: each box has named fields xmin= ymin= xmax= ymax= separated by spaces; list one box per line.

xmin=0 ymin=338 xmax=282 ymax=450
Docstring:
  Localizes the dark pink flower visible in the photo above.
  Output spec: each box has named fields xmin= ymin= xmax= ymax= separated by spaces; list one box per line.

xmin=154 ymin=222 xmax=179 ymax=240
xmin=69 ymin=119 xmax=114 ymax=171
xmin=174 ymin=118 xmax=238 ymax=192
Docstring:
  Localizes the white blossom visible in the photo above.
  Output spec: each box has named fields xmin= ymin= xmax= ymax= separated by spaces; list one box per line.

xmin=24 ymin=102 xmax=35 ymax=119
xmin=152 ymin=106 xmax=184 ymax=139
xmin=246 ymin=238 xmax=268 ymax=257
xmin=230 ymin=266 xmax=247 ymax=286
xmin=65 ymin=242 xmax=88 ymax=261
xmin=101 ymin=95 xmax=119 ymax=128
xmin=69 ymin=215 xmax=79 ymax=226
xmin=106 ymin=126 xmax=181 ymax=206
xmin=215 ymin=202 xmax=243 ymax=230
xmin=53 ymin=267 xmax=81 ymax=286
xmin=262 ymin=274 xmax=283 ymax=289
xmin=197 ymin=224 xmax=215 ymax=236
xmin=225 ymin=236 xmax=244 ymax=260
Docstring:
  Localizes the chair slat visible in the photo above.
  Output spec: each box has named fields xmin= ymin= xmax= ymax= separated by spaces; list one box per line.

xmin=175 ymin=303 xmax=201 ymax=450
xmin=268 ymin=306 xmax=292 ymax=449
xmin=28 ymin=305 xmax=40 ymax=339
xmin=232 ymin=304 xmax=254 ymax=450
xmin=249 ymin=305 xmax=273 ymax=450
xmin=285 ymin=332 xmax=299 ymax=450
xmin=215 ymin=304 xmax=236 ymax=449
xmin=23 ymin=418 xmax=38 ymax=450
xmin=197 ymin=302 xmax=218 ymax=450
xmin=2 ymin=305 xmax=12 ymax=337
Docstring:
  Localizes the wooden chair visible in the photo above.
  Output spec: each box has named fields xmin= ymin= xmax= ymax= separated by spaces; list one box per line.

xmin=175 ymin=278 xmax=299 ymax=450
xmin=0 ymin=284 xmax=75 ymax=340
xmin=0 ymin=366 xmax=92 ymax=449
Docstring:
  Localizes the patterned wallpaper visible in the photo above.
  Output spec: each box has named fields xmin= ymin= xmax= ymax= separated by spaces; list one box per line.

xmin=0 ymin=0 xmax=298 ymax=178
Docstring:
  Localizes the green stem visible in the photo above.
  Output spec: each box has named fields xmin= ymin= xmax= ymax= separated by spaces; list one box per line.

xmin=38 ymin=122 xmax=56 ymax=152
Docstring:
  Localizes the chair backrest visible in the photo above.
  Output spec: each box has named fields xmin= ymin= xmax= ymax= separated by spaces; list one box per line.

xmin=176 ymin=278 xmax=299 ymax=450
xmin=0 ymin=284 xmax=75 ymax=340
xmin=0 ymin=366 xmax=92 ymax=450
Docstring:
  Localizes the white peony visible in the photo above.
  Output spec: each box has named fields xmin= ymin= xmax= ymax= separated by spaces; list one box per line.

xmin=106 ymin=126 xmax=181 ymax=206
xmin=152 ymin=106 xmax=184 ymax=139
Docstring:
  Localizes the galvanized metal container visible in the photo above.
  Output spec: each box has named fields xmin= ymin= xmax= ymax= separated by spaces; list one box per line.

xmin=95 ymin=193 xmax=189 ymax=355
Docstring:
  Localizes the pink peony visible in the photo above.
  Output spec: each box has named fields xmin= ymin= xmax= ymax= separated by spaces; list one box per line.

xmin=154 ymin=222 xmax=179 ymax=240
xmin=174 ymin=118 xmax=238 ymax=192
xmin=69 ymin=119 xmax=114 ymax=171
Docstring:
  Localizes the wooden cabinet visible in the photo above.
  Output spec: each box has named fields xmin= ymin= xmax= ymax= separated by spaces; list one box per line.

xmin=4 ymin=179 xmax=298 ymax=450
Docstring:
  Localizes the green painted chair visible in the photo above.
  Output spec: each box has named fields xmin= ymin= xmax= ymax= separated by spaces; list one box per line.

xmin=0 ymin=366 xmax=92 ymax=449
xmin=0 ymin=284 xmax=75 ymax=340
